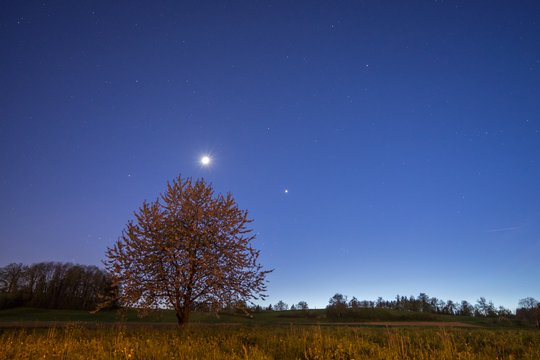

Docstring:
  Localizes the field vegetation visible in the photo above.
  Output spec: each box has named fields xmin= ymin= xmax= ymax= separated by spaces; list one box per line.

xmin=2 ymin=306 xmax=539 ymax=359
xmin=0 ymin=306 xmax=530 ymax=327
xmin=1 ymin=324 xmax=539 ymax=359
xmin=2 ymin=229 xmax=538 ymax=359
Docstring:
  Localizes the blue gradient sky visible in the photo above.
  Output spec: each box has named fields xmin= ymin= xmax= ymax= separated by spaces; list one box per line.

xmin=1 ymin=1 xmax=539 ymax=310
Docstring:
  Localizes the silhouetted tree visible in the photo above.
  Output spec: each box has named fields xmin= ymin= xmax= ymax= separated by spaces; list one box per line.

xmin=349 ymin=297 xmax=360 ymax=309
xmin=418 ymin=293 xmax=431 ymax=312
xmin=394 ymin=295 xmax=403 ymax=310
xmin=519 ymin=297 xmax=539 ymax=309
xmin=458 ymin=300 xmax=474 ymax=316
xmin=105 ymin=176 xmax=271 ymax=326
xmin=435 ymin=299 xmax=446 ymax=314
xmin=0 ymin=263 xmax=26 ymax=308
xmin=475 ymin=297 xmax=497 ymax=317
xmin=329 ymin=293 xmax=348 ymax=308
xmin=409 ymin=295 xmax=419 ymax=312
xmin=296 ymin=301 xmax=309 ymax=310
xmin=497 ymin=306 xmax=512 ymax=318
xmin=443 ymin=300 xmax=456 ymax=315
xmin=517 ymin=297 xmax=540 ymax=327
xmin=0 ymin=263 xmax=25 ymax=293
xmin=0 ymin=262 xmax=112 ymax=310
xmin=327 ymin=293 xmax=349 ymax=319
xmin=274 ymin=300 xmax=288 ymax=311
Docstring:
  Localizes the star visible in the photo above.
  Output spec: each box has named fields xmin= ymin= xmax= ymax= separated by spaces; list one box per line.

xmin=284 ymin=189 xmax=288 ymax=194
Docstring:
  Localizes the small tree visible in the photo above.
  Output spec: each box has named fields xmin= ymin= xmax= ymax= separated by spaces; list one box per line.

xmin=327 ymin=293 xmax=348 ymax=320
xmin=519 ymin=297 xmax=539 ymax=310
xmin=459 ymin=300 xmax=474 ymax=316
xmin=497 ymin=306 xmax=512 ymax=318
xmin=105 ymin=176 xmax=271 ymax=326
xmin=517 ymin=297 xmax=540 ymax=327
xmin=274 ymin=300 xmax=288 ymax=311
xmin=297 ymin=301 xmax=309 ymax=310
xmin=329 ymin=293 xmax=348 ymax=308
xmin=417 ymin=293 xmax=430 ymax=312
xmin=475 ymin=297 xmax=496 ymax=317
xmin=349 ymin=296 xmax=360 ymax=309
xmin=443 ymin=300 xmax=456 ymax=315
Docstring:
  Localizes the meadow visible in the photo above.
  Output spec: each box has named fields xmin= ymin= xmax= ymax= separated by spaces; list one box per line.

xmin=0 ymin=308 xmax=539 ymax=359
xmin=1 ymin=324 xmax=540 ymax=359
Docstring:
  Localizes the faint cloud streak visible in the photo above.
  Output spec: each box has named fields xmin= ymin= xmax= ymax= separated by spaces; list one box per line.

xmin=484 ymin=226 xmax=520 ymax=233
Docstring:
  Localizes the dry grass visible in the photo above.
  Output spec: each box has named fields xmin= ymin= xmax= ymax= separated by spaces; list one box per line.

xmin=1 ymin=324 xmax=539 ymax=359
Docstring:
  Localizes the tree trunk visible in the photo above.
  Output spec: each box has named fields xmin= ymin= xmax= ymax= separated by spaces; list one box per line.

xmin=175 ymin=306 xmax=191 ymax=327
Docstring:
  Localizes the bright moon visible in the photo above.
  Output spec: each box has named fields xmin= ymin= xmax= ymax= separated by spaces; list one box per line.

xmin=200 ymin=156 xmax=211 ymax=166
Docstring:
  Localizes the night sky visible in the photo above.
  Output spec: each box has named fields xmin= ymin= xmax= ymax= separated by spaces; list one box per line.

xmin=2 ymin=1 xmax=539 ymax=310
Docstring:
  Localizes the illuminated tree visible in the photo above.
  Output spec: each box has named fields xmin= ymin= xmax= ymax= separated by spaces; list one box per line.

xmin=105 ymin=176 xmax=271 ymax=326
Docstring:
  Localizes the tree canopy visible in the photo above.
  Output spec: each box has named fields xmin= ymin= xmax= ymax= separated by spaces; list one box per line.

xmin=105 ymin=176 xmax=271 ymax=326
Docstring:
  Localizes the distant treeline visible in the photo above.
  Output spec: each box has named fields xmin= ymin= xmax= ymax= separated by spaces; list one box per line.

xmin=268 ymin=293 xmax=540 ymax=327
xmin=324 ymin=293 xmax=511 ymax=320
xmin=0 ymin=262 xmax=115 ymax=310
xmin=269 ymin=293 xmax=511 ymax=316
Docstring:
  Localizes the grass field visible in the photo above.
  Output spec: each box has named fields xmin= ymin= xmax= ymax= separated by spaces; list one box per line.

xmin=1 ymin=324 xmax=540 ymax=359
xmin=0 ymin=307 xmax=523 ymax=326
xmin=1 ymin=308 xmax=538 ymax=359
